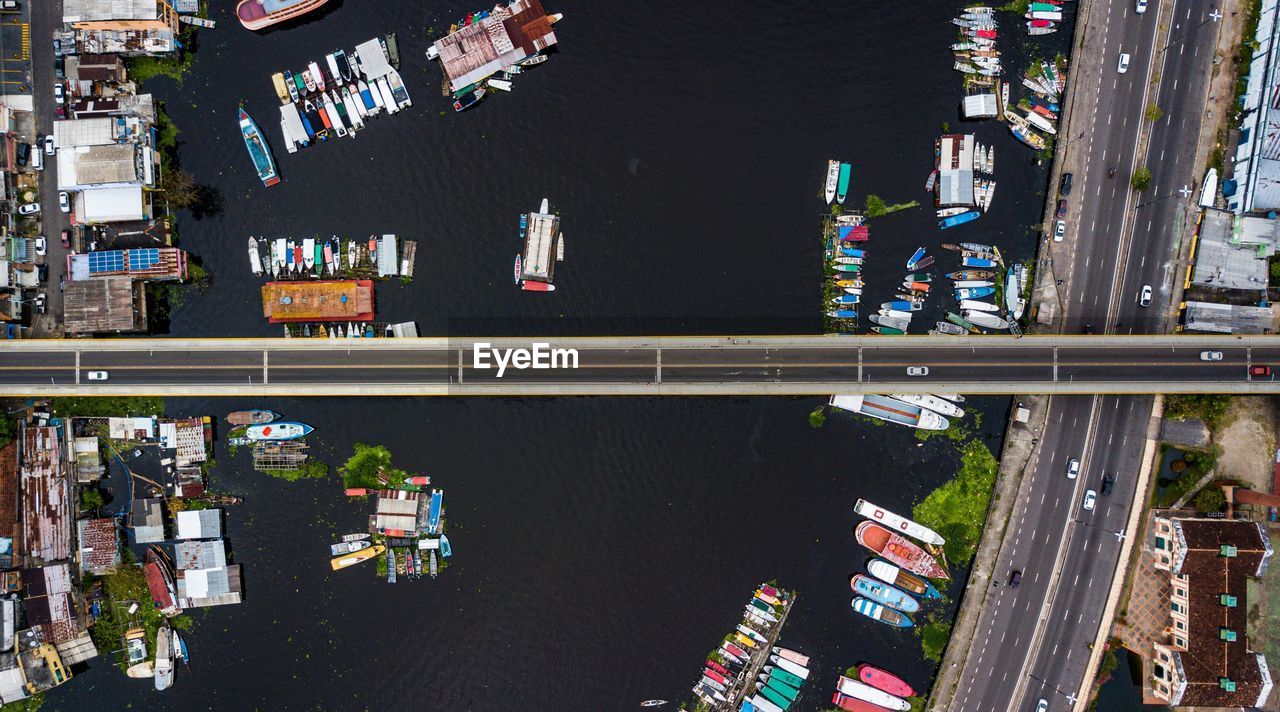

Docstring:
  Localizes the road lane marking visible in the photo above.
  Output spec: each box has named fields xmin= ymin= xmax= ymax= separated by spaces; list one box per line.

xmin=263 ymin=351 xmax=269 ymax=385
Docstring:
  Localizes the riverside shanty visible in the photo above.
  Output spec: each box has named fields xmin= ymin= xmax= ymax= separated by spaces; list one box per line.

xmin=338 ymin=482 xmax=452 ymax=583
xmin=426 ymin=0 xmax=563 ymax=112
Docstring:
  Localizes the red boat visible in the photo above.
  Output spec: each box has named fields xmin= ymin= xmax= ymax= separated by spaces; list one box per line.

xmin=831 ymin=692 xmax=886 ymax=712
xmin=406 ymin=476 xmax=431 ymax=486
xmin=905 ymin=281 xmax=931 ymax=293
xmin=855 ymin=521 xmax=949 ymax=579
xmin=703 ymin=668 xmax=730 ymax=686
xmin=344 ymin=488 xmax=368 ymax=496
xmin=724 ymin=641 xmax=749 ymax=660
xmin=760 ymin=584 xmax=781 ymax=598
xmin=521 ymin=281 xmax=556 ymax=292
xmin=859 ymin=664 xmax=916 ymax=698
xmin=1029 ymin=19 xmax=1053 ymax=27
xmin=706 ymin=659 xmax=730 ymax=676
xmin=971 ymin=29 xmax=997 ymax=38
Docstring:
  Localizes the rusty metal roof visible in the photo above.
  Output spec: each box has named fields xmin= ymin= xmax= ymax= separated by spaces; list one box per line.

xmin=19 ymin=426 xmax=71 ymax=564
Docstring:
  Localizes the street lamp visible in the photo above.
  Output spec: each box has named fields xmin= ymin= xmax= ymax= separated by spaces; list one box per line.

xmin=1158 ymin=8 xmax=1222 ymax=54
xmin=1133 ymin=184 xmax=1192 ymax=210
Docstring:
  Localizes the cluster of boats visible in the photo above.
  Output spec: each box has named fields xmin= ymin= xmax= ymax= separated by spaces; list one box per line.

xmin=691 ymin=583 xmax=798 ymax=710
xmin=822 ymin=159 xmax=854 ymax=205
xmin=270 ymin=36 xmax=411 ymax=153
xmin=830 ymin=664 xmax=916 ymax=711
xmin=935 ymin=242 xmax=1022 ymax=333
xmin=248 ymin=235 xmax=395 ymax=279
xmin=125 ymin=622 xmax=189 ymax=691
xmin=1024 ymin=1 xmax=1070 ymax=35
xmin=951 ymin=7 xmax=1002 ymax=78
xmin=1009 ymin=59 xmax=1068 ymax=151
xmin=828 ymin=393 xmax=965 ymax=431
xmin=849 ymin=501 xmax=950 ymax=633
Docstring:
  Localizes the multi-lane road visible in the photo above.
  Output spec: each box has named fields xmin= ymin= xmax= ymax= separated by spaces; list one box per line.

xmin=0 ymin=336 xmax=1276 ymax=395
xmin=952 ymin=0 xmax=1225 ymax=710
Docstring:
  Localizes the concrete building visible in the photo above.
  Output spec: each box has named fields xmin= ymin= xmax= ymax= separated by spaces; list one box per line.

xmin=1191 ymin=209 xmax=1276 ymax=292
xmin=61 ymin=276 xmax=146 ymax=335
xmin=1182 ymin=301 xmax=1276 ymax=334
xmin=430 ymin=0 xmax=560 ymax=93
xmin=936 ymin=134 xmax=976 ymax=206
xmin=53 ymin=113 xmax=160 ymax=223
xmin=1146 ymin=515 xmax=1274 ymax=707
xmin=62 ymin=0 xmax=180 ymax=56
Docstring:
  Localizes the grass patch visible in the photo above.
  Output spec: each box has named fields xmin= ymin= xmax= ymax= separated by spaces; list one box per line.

xmin=918 ymin=610 xmax=953 ymax=662
xmin=915 ymin=420 xmax=969 ymax=442
xmin=268 ymin=460 xmax=330 ymax=482
xmin=49 ymin=397 xmax=164 ymax=418
xmin=339 ymin=443 xmax=409 ymax=489
xmin=865 ymin=194 xmax=920 ymax=218
xmin=1164 ymin=395 xmax=1232 ymax=429
xmin=1 ymin=694 xmax=44 ymax=712
xmin=809 ymin=406 xmax=827 ymax=429
xmin=913 ymin=440 xmax=999 ymax=566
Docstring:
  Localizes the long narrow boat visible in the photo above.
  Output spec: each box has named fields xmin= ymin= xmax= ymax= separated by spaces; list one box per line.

xmin=236 ymin=0 xmax=329 ymax=30
xmin=960 ymin=299 xmax=999 ymax=313
xmin=850 ymin=574 xmax=920 ymax=613
xmin=764 ymin=665 xmax=805 ymax=690
xmin=331 ymin=544 xmax=384 ymax=570
xmin=854 ymin=499 xmax=946 ymax=546
xmin=953 ymin=280 xmax=994 ymax=288
xmin=889 ymin=394 xmax=964 ymax=419
xmin=244 ymin=422 xmax=313 ymax=441
xmin=771 ymin=646 xmax=809 ymax=667
xmin=932 ymin=321 xmax=967 ymax=335
xmin=832 ymin=692 xmax=889 ymax=712
xmin=837 ymin=675 xmax=910 ymax=710
xmin=760 ymin=673 xmax=802 ymax=700
xmin=962 ymin=256 xmax=996 ymax=268
xmin=924 ymin=169 xmax=937 ymax=192
xmin=939 ymin=211 xmax=980 ymax=229
xmin=824 ymin=160 xmax=840 ymax=204
xmin=326 ymin=53 xmax=344 ymax=86
xmin=947 ymin=269 xmax=996 ymax=280
xmin=946 ymin=311 xmax=981 ymax=333
xmin=767 ymin=655 xmax=810 ymax=680
xmin=227 ymin=409 xmax=279 ymax=425
xmin=340 ymin=533 xmax=370 ymax=542
xmin=754 ymin=683 xmax=793 ymax=711
xmin=154 ymin=625 xmax=175 ymax=691
xmin=238 ymin=109 xmax=280 ymax=187
xmin=905 ymin=247 xmax=926 ymax=270
xmin=836 ymin=162 xmax=852 ymax=204
xmin=851 ymin=597 xmax=914 ymax=629
xmin=859 ymin=664 xmax=916 ymax=698
xmin=330 ymin=540 xmax=371 ymax=555
xmin=855 ymin=521 xmax=949 ymax=578
xmin=956 ymin=286 xmax=996 ymax=300
xmin=965 ymin=311 xmax=1011 ymax=330
xmin=829 ymin=395 xmax=949 ymax=431
xmin=427 ymin=489 xmax=443 ymax=534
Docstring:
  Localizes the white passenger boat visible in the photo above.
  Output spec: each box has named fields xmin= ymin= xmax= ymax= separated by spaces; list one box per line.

xmin=377 ymin=77 xmax=399 ymax=114
xmin=889 ymin=394 xmax=965 ymax=419
xmin=824 ymin=160 xmax=840 ymax=204
xmin=386 ymin=67 xmax=412 ymax=108
xmin=853 ymin=498 xmax=947 ymax=546
xmin=248 ymin=237 xmax=263 ymax=275
xmin=959 ymin=299 xmax=999 ymax=312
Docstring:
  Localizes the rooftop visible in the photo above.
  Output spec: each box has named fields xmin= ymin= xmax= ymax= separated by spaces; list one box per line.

xmin=1192 ymin=209 xmax=1272 ymax=291
xmin=260 ymin=280 xmax=375 ymax=323
xmin=1183 ymin=301 xmax=1276 ymax=334
xmin=19 ymin=426 xmax=71 ymax=564
xmin=75 ymin=518 xmax=119 ymax=575
xmin=64 ymin=0 xmax=163 ymax=22
xmin=175 ymin=509 xmax=221 ymax=541
xmin=433 ymin=0 xmax=559 ymax=92
xmin=62 ymin=276 xmax=145 ymax=334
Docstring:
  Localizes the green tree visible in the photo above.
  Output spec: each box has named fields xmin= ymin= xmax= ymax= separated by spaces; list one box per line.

xmin=1131 ymin=167 xmax=1152 ymax=192
xmin=339 ymin=443 xmax=406 ymax=488
xmin=0 ymin=417 xmax=13 ymax=450
xmin=808 ymin=407 xmax=826 ymax=428
xmin=1193 ymin=487 xmax=1226 ymax=513
xmin=80 ymin=488 xmax=105 ymax=514
xmin=1144 ymin=103 xmax=1165 ymax=122
xmin=158 ymin=168 xmax=200 ymax=209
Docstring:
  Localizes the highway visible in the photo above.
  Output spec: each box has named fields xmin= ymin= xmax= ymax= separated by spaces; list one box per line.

xmin=949 ymin=0 xmax=1226 ymax=710
xmin=0 ymin=336 xmax=1277 ymax=396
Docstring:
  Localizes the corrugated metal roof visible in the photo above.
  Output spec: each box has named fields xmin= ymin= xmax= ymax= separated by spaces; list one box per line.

xmin=377 ymin=235 xmax=398 ymax=277
xmin=19 ymin=427 xmax=71 ymax=563
xmin=175 ymin=509 xmax=220 ymax=540
xmin=174 ymin=539 xmax=226 ymax=571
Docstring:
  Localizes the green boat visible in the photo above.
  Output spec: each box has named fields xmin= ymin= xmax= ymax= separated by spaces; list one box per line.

xmin=766 ymin=666 xmax=806 ymax=689
xmin=1028 ymin=2 xmax=1059 ymax=11
xmin=764 ymin=675 xmax=801 ymax=701
xmin=314 ymin=242 xmax=323 ymax=271
xmin=871 ymin=326 xmax=905 ymax=335
xmin=836 ymin=162 xmax=852 ymax=205
xmin=833 ymin=264 xmax=861 ymax=273
xmin=905 ymin=272 xmax=932 ymax=282
xmin=946 ymin=311 xmax=980 ymax=333
xmin=755 ymin=682 xmax=793 ymax=711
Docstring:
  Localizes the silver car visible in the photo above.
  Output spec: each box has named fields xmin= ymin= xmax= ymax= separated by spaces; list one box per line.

xmin=1083 ymin=489 xmax=1097 ymax=511
xmin=907 ymin=366 xmax=929 ymax=376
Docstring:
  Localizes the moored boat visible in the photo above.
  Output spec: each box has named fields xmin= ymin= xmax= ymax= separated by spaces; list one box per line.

xmin=960 ymin=299 xmax=999 ymax=312
xmin=853 ymin=499 xmax=946 ymax=545
xmin=239 ymin=109 xmax=280 ymax=187
xmin=946 ymin=269 xmax=996 ymax=280
xmin=962 ymin=256 xmax=996 ymax=268
xmin=855 ymin=521 xmax=949 ymax=578
xmin=771 ymin=646 xmax=810 ymax=667
xmin=823 ymin=159 xmax=841 ymax=204
xmin=939 ymin=211 xmax=980 ymax=229
xmin=851 ymin=597 xmax=914 ymax=629
xmin=851 ymin=574 xmax=920 ymax=613
xmin=767 ymin=655 xmax=810 ymax=680
xmin=837 ymin=674 xmax=911 ymax=710
xmin=244 ymin=421 xmax=314 ymax=441
xmin=859 ymin=664 xmax=916 ymax=698
xmin=331 ymin=544 xmax=385 ymax=570
xmin=964 ymin=311 xmax=1011 ymax=330
xmin=831 ymin=692 xmax=887 ymax=712
xmin=227 ymin=409 xmax=279 ymax=425
xmin=905 ymin=247 xmax=925 ymax=270
xmin=340 ymin=533 xmax=370 ymax=542
xmin=236 ymin=0 xmax=329 ymax=31
xmin=829 ymin=395 xmax=949 ymax=431
xmin=955 ymin=286 xmax=996 ymax=300
xmin=154 ymin=624 xmax=175 ymax=691
xmin=836 ymin=162 xmax=852 ymax=204
xmin=453 ymin=87 xmax=485 ymax=112
xmin=330 ymin=540 xmax=371 ymax=556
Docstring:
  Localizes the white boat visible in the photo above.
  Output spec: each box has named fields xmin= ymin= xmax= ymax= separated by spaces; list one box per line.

xmin=767 ymin=655 xmax=810 ymax=680
xmin=348 ymin=86 xmax=369 ymax=119
xmin=326 ymin=53 xmax=344 ymax=86
xmin=360 ymin=79 xmax=383 ymax=115
xmin=837 ymin=676 xmax=910 ymax=710
xmin=302 ymin=238 xmax=316 ymax=270
xmin=937 ymin=207 xmax=969 ymax=217
xmin=322 ymin=94 xmax=347 ymax=137
xmin=829 ymin=395 xmax=950 ymax=431
xmin=341 ymin=90 xmax=365 ymax=130
xmin=880 ymin=308 xmax=914 ymax=320
xmin=1028 ymin=10 xmax=1063 ymax=20
xmin=154 ymin=625 xmax=175 ymax=691
xmin=269 ymin=239 xmax=280 ymax=277
xmin=935 ymin=393 xmax=965 ymax=403
xmin=952 ymin=280 xmax=994 ymax=288
xmin=1023 ymin=110 xmax=1057 ymax=135
xmin=746 ymin=696 xmax=784 ymax=712
xmin=386 ymin=68 xmax=412 ymax=108
xmin=248 ymin=237 xmax=262 ymax=276
xmin=889 ymin=394 xmax=965 ymax=419
xmin=964 ymin=311 xmax=1011 ymax=329
xmin=340 ymin=533 xmax=370 ymax=543
xmin=308 ymin=61 xmax=326 ymax=92
xmin=348 ymin=240 xmax=359 ymax=269
xmin=487 ymin=78 xmax=513 ymax=92
xmin=1200 ymin=168 xmax=1219 ymax=209
xmin=330 ymin=540 xmax=372 ymax=555
xmin=377 ymin=77 xmax=399 ymax=115
xmin=960 ymin=299 xmax=1000 ymax=312
xmin=824 ymin=160 xmax=840 ymax=204
xmin=853 ymin=498 xmax=947 ymax=546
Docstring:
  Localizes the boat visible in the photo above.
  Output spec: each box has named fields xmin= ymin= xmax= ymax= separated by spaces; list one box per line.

xmin=836 ymin=162 xmax=852 ymax=204
xmin=855 ymin=521 xmax=949 ymax=578
xmin=853 ymin=499 xmax=946 ymax=546
xmin=827 ymin=310 xmax=858 ymax=319
xmin=965 ymin=311 xmax=1011 ymax=329
xmin=870 ymin=315 xmax=906 ymax=331
xmin=522 ymin=281 xmax=556 ymax=292
xmin=762 ymin=653 xmax=803 ymax=681
xmin=342 ymin=88 xmax=364 ymax=129
xmin=154 ymin=625 xmax=175 ymax=691
xmin=837 ymin=674 xmax=911 ymax=710
xmin=283 ymin=70 xmax=300 ymax=102
xmin=340 ymin=533 xmax=370 ymax=542
xmin=959 ymin=241 xmax=994 ymax=252
xmin=358 ymin=80 xmax=378 ymax=113
xmin=310 ymin=61 xmax=327 ymax=92
xmin=824 ymin=160 xmax=840 ymax=204
xmin=936 ymin=207 xmax=969 ymax=218
xmin=1008 ymin=115 xmax=1047 ymax=150
xmin=738 ymin=624 xmax=768 ymax=644
xmin=852 ymin=597 xmax=914 ymax=629
xmin=831 ymin=692 xmax=887 ymax=712
xmin=833 ymin=264 xmax=861 ymax=273
xmin=639 ymin=701 xmax=667 ymax=708
xmin=833 ymin=256 xmax=862 ymax=265
xmin=905 ymin=247 xmax=925 ymax=270
xmin=330 ymin=540 xmax=371 ymax=556
xmin=323 ymin=92 xmax=346 ymax=136
xmin=882 ymin=300 xmax=922 ymax=312
xmin=947 ymin=269 xmax=996 ymax=280
xmin=244 ymin=422 xmax=313 ymax=441
xmin=866 ymin=560 xmax=946 ymax=598
xmin=932 ymin=321 xmax=966 ymax=335
xmin=518 ymin=52 xmax=548 ymax=67
xmin=453 ymin=86 xmax=485 ymax=112
xmin=859 ymin=665 xmax=916 ymax=698
xmin=427 ymin=489 xmax=443 ymax=534
xmin=329 ymin=237 xmax=340 ymax=272
xmin=334 ymin=48 xmax=353 ymax=82
xmin=955 ymin=286 xmax=996 ymax=300
xmin=271 ymin=72 xmax=291 ymax=103
xmin=960 ymin=299 xmax=999 ymax=313
xmin=962 ymin=256 xmax=996 ymax=268
xmin=386 ymin=68 xmax=412 ymax=108
xmin=764 ymin=666 xmax=805 ymax=692
xmin=348 ymin=240 xmax=359 ymax=269
xmin=904 ymin=272 xmax=932 ymax=283
xmin=879 ymin=308 xmax=913 ymax=320
xmin=386 ymin=548 xmax=396 ymax=583
xmin=1026 ymin=10 xmax=1063 ymax=20
xmin=487 ymin=77 xmax=513 ymax=92
xmin=238 ymin=109 xmax=280 ymax=187
xmin=939 ymin=211 xmax=980 ymax=229
xmin=829 ymin=395 xmax=949 ymax=431
xmin=771 ymin=647 xmax=809 ymax=667
xmin=924 ymin=169 xmax=937 ymax=192
xmin=912 ymin=255 xmax=936 ymax=271
xmin=429 ymin=551 xmax=438 ymax=579
xmin=326 ymin=53 xmax=344 ymax=86
xmin=870 ymin=326 xmax=904 ymax=335
xmin=1023 ymin=109 xmax=1057 ymax=135
xmin=226 ymin=409 xmax=279 ymax=426
xmin=696 ymin=684 xmax=728 ymax=705
xmin=440 ymin=534 xmax=452 ymax=558
xmin=851 ymin=574 xmax=919 ymax=613
xmin=235 ymin=0 xmax=329 ymax=31
xmin=757 ymin=678 xmax=800 ymax=705
xmin=331 ymin=544 xmax=384 ymax=571
xmin=839 ymin=247 xmax=866 ymax=258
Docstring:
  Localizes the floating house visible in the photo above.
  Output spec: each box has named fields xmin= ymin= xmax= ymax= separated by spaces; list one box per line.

xmin=430 ymin=0 xmax=560 ymax=94
xmin=935 ymin=134 xmax=976 ymax=207
xmin=260 ymin=280 xmax=375 ymax=323
xmin=520 ymin=199 xmax=562 ymax=286
xmin=369 ymin=490 xmax=425 ymax=537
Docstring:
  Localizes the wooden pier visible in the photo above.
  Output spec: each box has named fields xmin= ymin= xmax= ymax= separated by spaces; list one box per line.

xmin=724 ymin=592 xmax=796 ymax=710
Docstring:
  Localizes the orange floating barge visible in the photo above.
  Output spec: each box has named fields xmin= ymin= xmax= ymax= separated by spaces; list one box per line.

xmin=261 ymin=280 xmax=374 ymax=323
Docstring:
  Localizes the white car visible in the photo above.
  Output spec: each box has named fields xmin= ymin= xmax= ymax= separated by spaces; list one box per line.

xmin=1067 ymin=458 xmax=1080 ymax=480
xmin=1136 ymin=0 xmax=1148 ymax=13
xmin=1139 ymin=285 xmax=1152 ymax=307
xmin=1200 ymin=351 xmax=1224 ymax=361
xmin=1117 ymin=53 xmax=1131 ymax=74
xmin=1037 ymin=700 xmax=1049 ymax=712
xmin=1083 ymin=489 xmax=1097 ymax=511
xmin=1054 ymin=220 xmax=1066 ymax=242
xmin=53 ymin=83 xmax=65 ymax=105
xmin=59 ymin=192 xmax=70 ymax=213
xmin=34 ymin=236 xmax=45 ymax=256
xmin=43 ymin=136 xmax=54 ymax=156
xmin=86 ymin=371 xmax=109 ymax=381
xmin=907 ymin=366 xmax=929 ymax=376
xmin=17 ymin=203 xmax=39 ymax=215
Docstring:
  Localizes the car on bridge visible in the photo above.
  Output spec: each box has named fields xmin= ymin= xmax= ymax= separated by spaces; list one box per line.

xmin=1036 ymin=700 xmax=1048 ymax=712
xmin=1200 ymin=351 xmax=1223 ymax=361
xmin=1101 ymin=473 xmax=1115 ymax=496
xmin=1136 ymin=0 xmax=1148 ymax=13
xmin=1250 ymin=365 xmax=1272 ymax=377
xmin=907 ymin=366 xmax=929 ymax=376
xmin=1082 ymin=489 xmax=1097 ymax=512
xmin=1066 ymin=458 xmax=1080 ymax=479
xmin=86 ymin=371 xmax=109 ymax=381
xmin=1139 ymin=285 xmax=1152 ymax=307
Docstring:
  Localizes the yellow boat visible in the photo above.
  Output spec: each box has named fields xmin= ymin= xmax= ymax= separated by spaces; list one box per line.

xmin=735 ymin=633 xmax=757 ymax=649
xmin=835 ymin=279 xmax=863 ymax=288
xmin=331 ymin=544 xmax=385 ymax=571
xmin=270 ymin=73 xmax=290 ymax=104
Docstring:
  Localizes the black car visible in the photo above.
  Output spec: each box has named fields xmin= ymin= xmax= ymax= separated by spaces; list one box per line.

xmin=1009 ymin=569 xmax=1022 ymax=588
xmin=1101 ymin=473 xmax=1115 ymax=496
xmin=1056 ymin=199 xmax=1068 ymax=219
xmin=54 ymin=57 xmax=65 ymax=80
xmin=1060 ymin=172 xmax=1073 ymax=196
xmin=37 ymin=264 xmax=47 ymax=283
xmin=15 ymin=142 xmax=28 ymax=167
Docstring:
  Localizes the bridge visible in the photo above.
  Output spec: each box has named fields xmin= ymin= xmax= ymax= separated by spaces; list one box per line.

xmin=3 ymin=335 xmax=1278 ymax=396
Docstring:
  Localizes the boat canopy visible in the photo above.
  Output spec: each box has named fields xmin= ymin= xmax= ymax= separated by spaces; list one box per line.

xmin=354 ymin=38 xmax=392 ymax=80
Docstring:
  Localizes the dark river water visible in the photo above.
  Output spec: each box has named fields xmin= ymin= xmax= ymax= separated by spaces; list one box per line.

xmin=53 ymin=0 xmax=1085 ymax=708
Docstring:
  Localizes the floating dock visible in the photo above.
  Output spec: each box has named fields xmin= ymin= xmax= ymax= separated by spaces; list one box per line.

xmin=520 ymin=198 xmax=561 ymax=286
xmin=261 ymin=280 xmax=374 ymax=323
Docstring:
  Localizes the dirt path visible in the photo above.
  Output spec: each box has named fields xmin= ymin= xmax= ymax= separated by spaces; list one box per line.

xmin=1213 ymin=397 xmax=1277 ymax=491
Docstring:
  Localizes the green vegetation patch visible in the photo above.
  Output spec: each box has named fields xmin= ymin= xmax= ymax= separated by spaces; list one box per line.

xmin=913 ymin=440 xmax=999 ymax=566
xmin=269 ymin=460 xmax=330 ymax=482
xmin=865 ymin=194 xmax=920 ymax=219
xmin=1 ymin=693 xmax=44 ymax=712
xmin=49 ymin=397 xmax=165 ymax=418
xmin=1165 ymin=395 xmax=1231 ymax=429
xmin=0 ymin=417 xmax=13 ymax=450
xmin=86 ymin=552 xmax=193 ymax=673
xmin=918 ymin=611 xmax=953 ymax=662
xmin=339 ymin=443 xmax=408 ymax=489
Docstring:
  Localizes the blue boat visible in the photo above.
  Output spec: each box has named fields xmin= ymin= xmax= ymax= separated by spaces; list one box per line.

xmin=851 ymin=574 xmax=920 ymax=613
xmin=440 ymin=534 xmax=453 ymax=558
xmin=955 ymin=286 xmax=995 ymax=299
xmin=827 ymin=309 xmax=858 ymax=319
xmin=839 ymin=247 xmax=867 ymax=258
xmin=852 ymin=596 xmax=914 ymax=628
xmin=519 ymin=213 xmax=528 ymax=239
xmin=882 ymin=300 xmax=919 ymax=312
xmin=832 ymin=295 xmax=860 ymax=305
xmin=427 ymin=489 xmax=443 ymax=534
xmin=961 ymin=256 xmax=996 ymax=268
xmin=939 ymin=211 xmax=980 ymax=230
xmin=905 ymin=246 xmax=926 ymax=270
xmin=238 ymin=108 xmax=280 ymax=187
xmin=299 ymin=111 xmax=316 ymax=139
